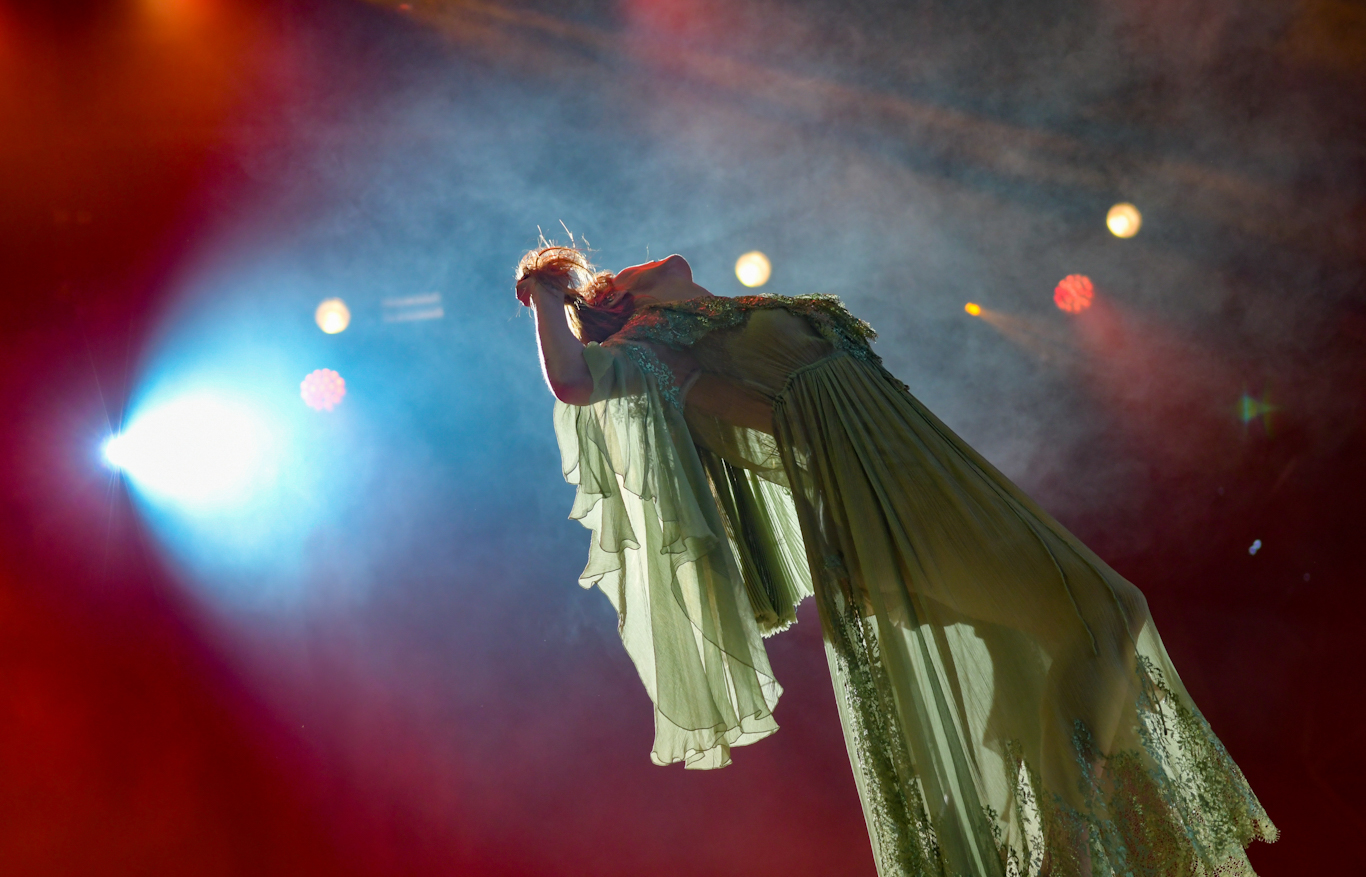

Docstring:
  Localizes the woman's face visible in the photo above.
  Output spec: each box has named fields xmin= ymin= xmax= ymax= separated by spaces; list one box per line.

xmin=608 ymin=254 xmax=693 ymax=303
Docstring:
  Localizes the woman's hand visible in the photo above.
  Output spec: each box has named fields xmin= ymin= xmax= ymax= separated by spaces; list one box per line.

xmin=514 ymin=276 xmax=538 ymax=307
xmin=516 ymin=275 xmax=565 ymax=308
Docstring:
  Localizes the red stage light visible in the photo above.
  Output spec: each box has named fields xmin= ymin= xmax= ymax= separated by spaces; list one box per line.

xmin=301 ymin=369 xmax=346 ymax=412
xmin=1054 ymin=274 xmax=1094 ymax=313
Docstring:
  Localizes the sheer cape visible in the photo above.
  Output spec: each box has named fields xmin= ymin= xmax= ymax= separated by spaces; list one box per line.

xmin=553 ymin=294 xmax=1276 ymax=876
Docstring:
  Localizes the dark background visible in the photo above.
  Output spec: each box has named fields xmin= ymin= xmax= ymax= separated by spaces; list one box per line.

xmin=2 ymin=0 xmax=1362 ymax=873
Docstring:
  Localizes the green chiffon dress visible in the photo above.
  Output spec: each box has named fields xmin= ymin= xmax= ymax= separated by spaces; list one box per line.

xmin=553 ymin=294 xmax=1276 ymax=876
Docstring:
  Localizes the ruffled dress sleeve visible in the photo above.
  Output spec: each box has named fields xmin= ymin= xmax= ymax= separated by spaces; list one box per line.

xmin=553 ymin=341 xmax=782 ymax=769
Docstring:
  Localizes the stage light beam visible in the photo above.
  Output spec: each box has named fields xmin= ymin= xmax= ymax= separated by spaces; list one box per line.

xmin=315 ymin=298 xmax=351 ymax=334
xmin=1107 ymin=203 xmax=1142 ymax=238
xmin=735 ymin=251 xmax=771 ymax=288
xmin=103 ymin=393 xmax=272 ymax=507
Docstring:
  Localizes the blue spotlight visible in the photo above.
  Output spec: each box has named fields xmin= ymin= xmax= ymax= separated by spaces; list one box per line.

xmin=104 ymin=392 xmax=274 ymax=508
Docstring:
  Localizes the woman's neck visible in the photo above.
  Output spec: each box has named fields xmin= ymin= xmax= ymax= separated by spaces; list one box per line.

xmin=641 ymin=280 xmax=714 ymax=305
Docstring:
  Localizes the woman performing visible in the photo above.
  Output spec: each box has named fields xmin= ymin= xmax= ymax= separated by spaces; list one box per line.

xmin=515 ymin=245 xmax=1276 ymax=877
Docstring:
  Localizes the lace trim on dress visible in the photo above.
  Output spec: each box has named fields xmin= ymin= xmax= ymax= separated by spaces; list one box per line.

xmin=998 ymin=655 xmax=1278 ymax=877
xmin=823 ymin=585 xmax=1278 ymax=877
xmin=823 ymin=582 xmax=950 ymax=875
xmin=603 ymin=293 xmax=897 ymax=410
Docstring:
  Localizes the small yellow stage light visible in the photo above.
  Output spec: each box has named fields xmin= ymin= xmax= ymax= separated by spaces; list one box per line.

xmin=1107 ymin=203 xmax=1142 ymax=238
xmin=315 ymin=298 xmax=351 ymax=334
xmin=964 ymin=302 xmax=982 ymax=316
xmin=735 ymin=251 xmax=772 ymax=288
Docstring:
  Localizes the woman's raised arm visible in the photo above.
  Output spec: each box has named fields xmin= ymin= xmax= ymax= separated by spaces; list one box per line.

xmin=518 ymin=277 xmax=594 ymax=405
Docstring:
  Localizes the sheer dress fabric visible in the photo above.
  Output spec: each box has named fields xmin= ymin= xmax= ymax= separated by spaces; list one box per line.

xmin=553 ymin=295 xmax=1276 ymax=876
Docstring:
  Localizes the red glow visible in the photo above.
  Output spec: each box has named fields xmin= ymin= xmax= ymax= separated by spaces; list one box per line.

xmin=301 ymin=369 xmax=346 ymax=411
xmin=1067 ymin=296 xmax=1248 ymax=475
xmin=622 ymin=0 xmax=717 ymax=41
xmin=141 ymin=0 xmax=219 ymax=27
xmin=1054 ymin=274 xmax=1095 ymax=313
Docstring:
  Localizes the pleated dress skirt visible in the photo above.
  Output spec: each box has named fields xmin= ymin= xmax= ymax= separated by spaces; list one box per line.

xmin=770 ymin=351 xmax=1275 ymax=877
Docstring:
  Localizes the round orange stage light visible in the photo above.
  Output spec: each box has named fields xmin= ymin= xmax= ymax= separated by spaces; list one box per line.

xmin=315 ymin=298 xmax=351 ymax=334
xmin=1106 ymin=203 xmax=1142 ymax=238
xmin=735 ymin=251 xmax=771 ymax=288
xmin=1054 ymin=275 xmax=1095 ymax=313
xmin=964 ymin=302 xmax=982 ymax=316
xmin=301 ymin=369 xmax=346 ymax=412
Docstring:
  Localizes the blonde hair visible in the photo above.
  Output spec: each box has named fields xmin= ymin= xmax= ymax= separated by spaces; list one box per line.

xmin=515 ymin=243 xmax=636 ymax=344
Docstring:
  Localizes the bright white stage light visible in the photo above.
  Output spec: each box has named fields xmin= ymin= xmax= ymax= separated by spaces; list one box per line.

xmin=103 ymin=434 xmax=131 ymax=468
xmin=104 ymin=393 xmax=272 ymax=507
xmin=315 ymin=298 xmax=351 ymax=334
xmin=1107 ymin=203 xmax=1142 ymax=238
xmin=735 ymin=251 xmax=772 ymax=288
